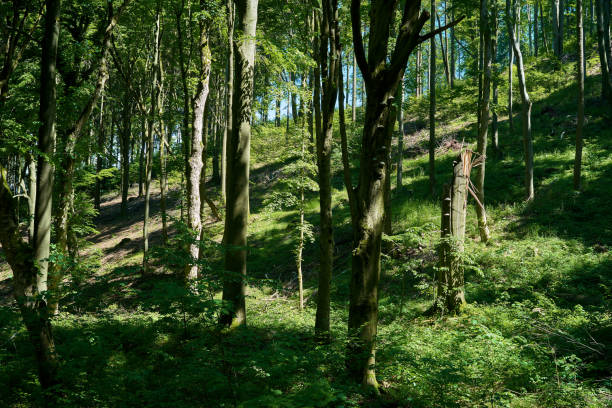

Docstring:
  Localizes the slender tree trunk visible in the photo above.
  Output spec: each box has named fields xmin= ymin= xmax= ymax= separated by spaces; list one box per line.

xmin=541 ymin=2 xmax=550 ymax=53
xmin=138 ymin=119 xmax=145 ymax=197
xmin=314 ymin=0 xmax=339 ymax=341
xmin=508 ymin=32 xmax=514 ymax=131
xmin=144 ymin=7 xmax=162 ymax=275
xmin=158 ymin=38 xmax=168 ymax=246
xmin=602 ymin=0 xmax=612 ymax=73
xmin=352 ymin=52 xmax=357 ymax=121
xmin=184 ymin=9 xmax=211 ymax=281
xmin=553 ymin=0 xmax=562 ymax=56
xmin=507 ymin=0 xmax=534 ymax=200
xmin=575 ymin=0 xmax=584 ymax=190
xmin=120 ymin=99 xmax=131 ymax=217
xmin=396 ymin=77 xmax=404 ymax=190
xmin=491 ymin=10 xmax=500 ymax=152
xmin=450 ymin=4 xmax=456 ymax=87
xmin=95 ymin=94 xmax=105 ymax=209
xmin=437 ymin=14 xmax=451 ymax=86
xmin=596 ymin=0 xmax=612 ymax=100
xmin=28 ymin=155 xmax=36 ymax=243
xmin=534 ymin=0 xmax=539 ymax=56
xmin=176 ymin=0 xmax=192 ymax=221
xmin=476 ymin=0 xmax=492 ymax=243
xmin=220 ymin=0 xmax=258 ymax=328
xmin=296 ymin=133 xmax=305 ymax=311
xmin=429 ymin=0 xmax=437 ymax=197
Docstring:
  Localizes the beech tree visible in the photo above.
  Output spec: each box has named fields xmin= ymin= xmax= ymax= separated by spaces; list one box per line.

xmin=220 ymin=0 xmax=259 ymax=327
xmin=346 ymin=0 xmax=462 ymax=388
xmin=507 ymin=0 xmax=534 ymax=200
xmin=0 ymin=0 xmax=61 ymax=390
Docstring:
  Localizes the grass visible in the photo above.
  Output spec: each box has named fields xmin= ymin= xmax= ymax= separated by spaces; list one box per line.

xmin=1 ymin=52 xmax=612 ymax=407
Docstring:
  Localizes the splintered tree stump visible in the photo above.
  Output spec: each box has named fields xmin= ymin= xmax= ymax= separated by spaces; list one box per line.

xmin=436 ymin=150 xmax=471 ymax=314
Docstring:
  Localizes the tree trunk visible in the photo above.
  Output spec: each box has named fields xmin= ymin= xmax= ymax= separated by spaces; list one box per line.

xmin=144 ymin=6 xmax=162 ymax=275
xmin=176 ymin=0 xmax=192 ymax=221
xmin=222 ymin=0 xmax=233 ymax=204
xmin=3 ymin=0 xmax=62 ymax=390
xmin=508 ymin=29 xmax=514 ymax=131
xmin=352 ymin=52 xmax=357 ymax=121
xmin=314 ymin=0 xmax=339 ymax=341
xmin=429 ymin=0 xmax=437 ymax=197
xmin=396 ymin=77 xmax=404 ymax=190
xmin=220 ymin=0 xmax=258 ymax=328
xmin=596 ymin=0 xmax=612 ymax=100
xmin=28 ymin=154 xmax=36 ymax=243
xmin=138 ymin=119 xmax=145 ymax=197
xmin=492 ymin=10 xmax=500 ymax=152
xmin=184 ymin=9 xmax=211 ymax=281
xmin=120 ymin=99 xmax=131 ymax=217
xmin=450 ymin=4 xmax=455 ymax=87
xmin=158 ymin=36 xmax=168 ymax=246
xmin=95 ymin=94 xmax=105 ymax=209
xmin=534 ymin=0 xmax=539 ymax=56
xmin=436 ymin=152 xmax=470 ymax=314
xmin=476 ymin=0 xmax=492 ymax=243
xmin=575 ymin=0 xmax=584 ymax=190
xmin=346 ymin=0 xmax=457 ymax=389
xmin=553 ymin=0 xmax=562 ymax=56
xmin=507 ymin=0 xmax=534 ymax=200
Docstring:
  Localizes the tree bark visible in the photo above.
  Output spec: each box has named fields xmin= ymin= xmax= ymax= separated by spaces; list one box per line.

xmin=491 ymin=9 xmax=500 ymax=152
xmin=507 ymin=0 xmax=534 ymax=200
xmin=352 ymin=52 xmax=357 ymax=121
xmin=95 ymin=94 xmax=105 ymax=209
xmin=476 ymin=0 xmax=491 ymax=243
xmin=144 ymin=5 xmax=162 ymax=275
xmin=220 ymin=0 xmax=258 ymax=328
xmin=222 ymin=0 xmax=234 ymax=203
xmin=575 ymin=0 xmax=584 ymax=190
xmin=396 ymin=77 xmax=404 ymax=190
xmin=314 ymin=0 xmax=339 ymax=342
xmin=429 ymin=0 xmax=437 ymax=197
xmin=119 ymin=98 xmax=131 ymax=217
xmin=596 ymin=0 xmax=612 ymax=100
xmin=552 ymin=0 xmax=563 ymax=56
xmin=184 ymin=7 xmax=211 ymax=281
xmin=436 ymin=152 xmax=469 ymax=314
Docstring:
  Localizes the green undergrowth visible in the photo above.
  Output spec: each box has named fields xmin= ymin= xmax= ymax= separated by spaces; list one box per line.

xmin=2 ymin=53 xmax=612 ymax=407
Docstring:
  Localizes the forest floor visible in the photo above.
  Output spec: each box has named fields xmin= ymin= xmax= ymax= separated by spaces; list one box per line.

xmin=2 ymin=55 xmax=612 ymax=407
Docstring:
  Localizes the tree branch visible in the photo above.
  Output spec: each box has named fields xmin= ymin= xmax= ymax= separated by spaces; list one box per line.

xmin=418 ymin=15 xmax=465 ymax=44
xmin=350 ymin=0 xmax=369 ymax=81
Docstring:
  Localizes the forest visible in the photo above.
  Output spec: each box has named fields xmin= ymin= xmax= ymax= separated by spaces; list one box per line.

xmin=0 ymin=0 xmax=611 ymax=406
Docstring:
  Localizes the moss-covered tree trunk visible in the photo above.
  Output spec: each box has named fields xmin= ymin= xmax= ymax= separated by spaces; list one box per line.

xmin=220 ymin=0 xmax=258 ymax=328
